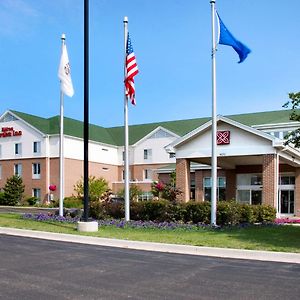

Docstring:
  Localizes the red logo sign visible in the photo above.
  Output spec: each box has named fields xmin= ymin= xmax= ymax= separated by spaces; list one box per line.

xmin=0 ymin=127 xmax=22 ymax=138
xmin=217 ymin=130 xmax=230 ymax=145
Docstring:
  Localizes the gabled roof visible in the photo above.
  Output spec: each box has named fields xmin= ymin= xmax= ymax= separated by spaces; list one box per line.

xmin=6 ymin=109 xmax=298 ymax=147
xmin=166 ymin=115 xmax=280 ymax=151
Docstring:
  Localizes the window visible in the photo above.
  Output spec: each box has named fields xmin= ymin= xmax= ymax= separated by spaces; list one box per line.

xmin=250 ymin=175 xmax=262 ymax=185
xmin=203 ymin=177 xmax=226 ymax=201
xmin=33 ymin=141 xmax=41 ymax=154
xmin=279 ymin=175 xmax=295 ymax=185
xmin=144 ymin=169 xmax=153 ymax=181
xmin=236 ymin=174 xmax=263 ymax=205
xmin=15 ymin=143 xmax=22 ymax=155
xmin=144 ymin=149 xmax=152 ymax=160
xmin=32 ymin=188 xmax=41 ymax=200
xmin=237 ymin=174 xmax=262 ymax=186
xmin=148 ymin=129 xmax=173 ymax=139
xmin=14 ymin=164 xmax=22 ymax=176
xmin=169 ymin=153 xmax=176 ymax=158
xmin=122 ymin=170 xmax=132 ymax=181
xmin=32 ymin=163 xmax=41 ymax=179
xmin=0 ymin=164 xmax=2 ymax=179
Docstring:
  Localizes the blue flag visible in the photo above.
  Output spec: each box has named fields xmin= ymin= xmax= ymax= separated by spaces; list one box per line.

xmin=216 ymin=12 xmax=251 ymax=63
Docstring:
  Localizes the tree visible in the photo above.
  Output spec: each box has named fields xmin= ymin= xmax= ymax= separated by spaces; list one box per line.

xmin=3 ymin=175 xmax=25 ymax=206
xmin=283 ymin=92 xmax=300 ymax=147
xmin=74 ymin=176 xmax=110 ymax=201
xmin=117 ymin=184 xmax=143 ymax=201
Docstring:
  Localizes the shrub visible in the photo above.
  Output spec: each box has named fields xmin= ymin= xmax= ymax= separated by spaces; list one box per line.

xmin=151 ymin=181 xmax=165 ymax=197
xmin=89 ymin=198 xmax=276 ymax=225
xmin=253 ymin=205 xmax=276 ymax=223
xmin=26 ymin=197 xmax=39 ymax=206
xmin=217 ymin=201 xmax=241 ymax=225
xmin=117 ymin=184 xmax=143 ymax=201
xmin=0 ymin=192 xmax=6 ymax=205
xmin=74 ymin=176 xmax=110 ymax=201
xmin=142 ymin=200 xmax=173 ymax=222
xmin=3 ymin=175 xmax=25 ymax=206
xmin=89 ymin=201 xmax=124 ymax=220
xmin=238 ymin=204 xmax=255 ymax=224
xmin=63 ymin=196 xmax=83 ymax=208
xmin=182 ymin=202 xmax=211 ymax=224
xmin=162 ymin=184 xmax=182 ymax=203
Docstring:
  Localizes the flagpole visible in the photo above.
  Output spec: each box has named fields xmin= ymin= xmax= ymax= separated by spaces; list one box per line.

xmin=210 ymin=0 xmax=217 ymax=226
xmin=83 ymin=0 xmax=89 ymax=222
xmin=59 ymin=34 xmax=66 ymax=217
xmin=123 ymin=16 xmax=130 ymax=221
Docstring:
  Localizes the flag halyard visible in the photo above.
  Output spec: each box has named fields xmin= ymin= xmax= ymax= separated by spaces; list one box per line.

xmin=125 ymin=33 xmax=139 ymax=105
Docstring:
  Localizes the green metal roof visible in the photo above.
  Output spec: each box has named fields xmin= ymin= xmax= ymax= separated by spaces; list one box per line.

xmin=9 ymin=109 xmax=297 ymax=147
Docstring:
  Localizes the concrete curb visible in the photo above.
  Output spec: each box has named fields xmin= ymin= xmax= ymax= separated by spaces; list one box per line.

xmin=1 ymin=227 xmax=300 ymax=264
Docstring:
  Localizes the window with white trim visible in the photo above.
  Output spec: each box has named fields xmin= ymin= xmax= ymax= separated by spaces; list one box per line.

xmin=144 ymin=169 xmax=153 ymax=181
xmin=14 ymin=164 xmax=22 ymax=176
xmin=144 ymin=149 xmax=152 ymax=160
xmin=15 ymin=143 xmax=22 ymax=155
xmin=32 ymin=163 xmax=41 ymax=179
xmin=32 ymin=188 xmax=41 ymax=200
xmin=203 ymin=177 xmax=226 ymax=201
xmin=169 ymin=153 xmax=176 ymax=158
xmin=33 ymin=141 xmax=41 ymax=154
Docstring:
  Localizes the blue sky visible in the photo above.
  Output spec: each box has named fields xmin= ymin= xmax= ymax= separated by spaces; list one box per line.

xmin=0 ymin=0 xmax=299 ymax=127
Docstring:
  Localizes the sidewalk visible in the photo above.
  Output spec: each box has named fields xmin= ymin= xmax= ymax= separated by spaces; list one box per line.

xmin=1 ymin=226 xmax=300 ymax=264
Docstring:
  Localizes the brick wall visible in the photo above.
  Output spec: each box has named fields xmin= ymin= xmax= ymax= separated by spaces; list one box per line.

xmin=295 ymin=168 xmax=300 ymax=217
xmin=262 ymin=154 xmax=277 ymax=207
xmin=176 ymin=159 xmax=190 ymax=202
xmin=195 ymin=170 xmax=203 ymax=201
xmin=0 ymin=158 xmax=48 ymax=201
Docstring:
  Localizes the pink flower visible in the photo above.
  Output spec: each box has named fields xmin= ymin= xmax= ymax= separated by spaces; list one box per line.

xmin=49 ymin=185 xmax=57 ymax=192
xmin=155 ymin=182 xmax=164 ymax=191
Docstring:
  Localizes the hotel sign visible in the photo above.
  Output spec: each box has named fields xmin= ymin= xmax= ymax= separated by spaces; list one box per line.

xmin=217 ymin=130 xmax=230 ymax=145
xmin=0 ymin=127 xmax=22 ymax=138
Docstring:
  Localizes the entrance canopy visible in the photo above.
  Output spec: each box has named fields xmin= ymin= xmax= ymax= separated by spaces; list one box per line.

xmin=166 ymin=115 xmax=300 ymax=169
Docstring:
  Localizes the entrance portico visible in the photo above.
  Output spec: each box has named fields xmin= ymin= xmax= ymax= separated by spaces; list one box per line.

xmin=166 ymin=116 xmax=300 ymax=217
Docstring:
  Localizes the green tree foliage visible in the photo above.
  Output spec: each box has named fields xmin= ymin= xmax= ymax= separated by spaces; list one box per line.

xmin=74 ymin=176 xmax=110 ymax=201
xmin=283 ymin=92 xmax=300 ymax=147
xmin=117 ymin=184 xmax=143 ymax=201
xmin=2 ymin=175 xmax=25 ymax=206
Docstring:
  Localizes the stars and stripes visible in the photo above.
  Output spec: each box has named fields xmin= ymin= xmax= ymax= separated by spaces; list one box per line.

xmin=125 ymin=33 xmax=139 ymax=105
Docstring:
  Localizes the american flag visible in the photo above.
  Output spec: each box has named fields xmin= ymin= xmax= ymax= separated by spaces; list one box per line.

xmin=125 ymin=33 xmax=139 ymax=105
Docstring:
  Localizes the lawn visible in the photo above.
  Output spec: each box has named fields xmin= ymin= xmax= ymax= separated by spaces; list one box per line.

xmin=0 ymin=213 xmax=300 ymax=253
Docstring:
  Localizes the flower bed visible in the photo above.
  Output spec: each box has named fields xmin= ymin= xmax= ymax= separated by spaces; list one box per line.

xmin=275 ymin=218 xmax=300 ymax=224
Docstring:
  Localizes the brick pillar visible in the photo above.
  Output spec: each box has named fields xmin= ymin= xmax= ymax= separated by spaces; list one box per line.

xmin=226 ymin=169 xmax=236 ymax=200
xmin=295 ymin=168 xmax=300 ymax=217
xmin=195 ymin=170 xmax=204 ymax=202
xmin=176 ymin=159 xmax=190 ymax=202
xmin=262 ymin=154 xmax=278 ymax=207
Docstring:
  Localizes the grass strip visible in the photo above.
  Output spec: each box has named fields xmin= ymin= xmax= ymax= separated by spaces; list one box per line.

xmin=0 ymin=213 xmax=300 ymax=253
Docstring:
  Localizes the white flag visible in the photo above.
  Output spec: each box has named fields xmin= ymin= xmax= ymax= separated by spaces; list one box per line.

xmin=58 ymin=42 xmax=74 ymax=97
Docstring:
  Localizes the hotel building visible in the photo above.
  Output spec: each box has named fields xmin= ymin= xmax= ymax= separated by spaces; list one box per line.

xmin=0 ymin=109 xmax=300 ymax=217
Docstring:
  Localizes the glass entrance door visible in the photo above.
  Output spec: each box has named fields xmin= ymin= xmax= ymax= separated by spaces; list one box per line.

xmin=280 ymin=190 xmax=294 ymax=214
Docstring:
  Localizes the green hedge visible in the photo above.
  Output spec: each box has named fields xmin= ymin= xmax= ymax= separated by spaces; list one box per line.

xmin=89 ymin=200 xmax=276 ymax=225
